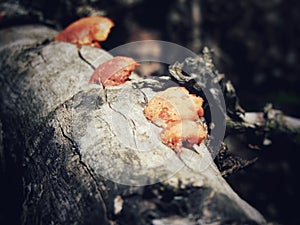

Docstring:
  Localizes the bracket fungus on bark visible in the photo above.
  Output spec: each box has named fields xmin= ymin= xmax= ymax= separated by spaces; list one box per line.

xmin=55 ymin=16 xmax=114 ymax=48
xmin=89 ymin=56 xmax=140 ymax=87
xmin=144 ymin=87 xmax=207 ymax=153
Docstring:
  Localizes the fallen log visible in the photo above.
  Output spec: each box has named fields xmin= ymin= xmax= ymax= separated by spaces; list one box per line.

xmin=0 ymin=25 xmax=266 ymax=225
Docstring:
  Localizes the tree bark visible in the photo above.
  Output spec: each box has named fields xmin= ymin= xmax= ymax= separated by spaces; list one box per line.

xmin=0 ymin=25 xmax=266 ymax=225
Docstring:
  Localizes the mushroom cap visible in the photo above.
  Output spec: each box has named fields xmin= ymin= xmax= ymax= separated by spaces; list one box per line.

xmin=89 ymin=56 xmax=139 ymax=87
xmin=55 ymin=16 xmax=114 ymax=47
xmin=160 ymin=120 xmax=207 ymax=151
xmin=144 ymin=87 xmax=204 ymax=128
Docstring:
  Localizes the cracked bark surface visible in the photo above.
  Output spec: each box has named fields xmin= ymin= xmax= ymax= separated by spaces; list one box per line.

xmin=0 ymin=25 xmax=266 ymax=225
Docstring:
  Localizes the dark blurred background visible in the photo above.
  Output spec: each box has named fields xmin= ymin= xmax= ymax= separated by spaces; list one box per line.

xmin=1 ymin=0 xmax=300 ymax=224
xmin=12 ymin=0 xmax=299 ymax=115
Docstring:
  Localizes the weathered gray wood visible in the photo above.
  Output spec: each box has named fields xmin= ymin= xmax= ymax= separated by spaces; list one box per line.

xmin=0 ymin=25 xmax=266 ymax=225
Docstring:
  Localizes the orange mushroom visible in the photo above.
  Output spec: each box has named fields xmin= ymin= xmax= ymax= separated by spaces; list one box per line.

xmin=161 ymin=120 xmax=207 ymax=152
xmin=144 ymin=87 xmax=204 ymax=127
xmin=89 ymin=56 xmax=140 ymax=87
xmin=55 ymin=16 xmax=114 ymax=48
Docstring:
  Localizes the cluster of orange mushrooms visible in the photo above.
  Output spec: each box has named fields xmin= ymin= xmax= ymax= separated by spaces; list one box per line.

xmin=56 ymin=16 xmax=207 ymax=153
xmin=144 ymin=87 xmax=207 ymax=153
